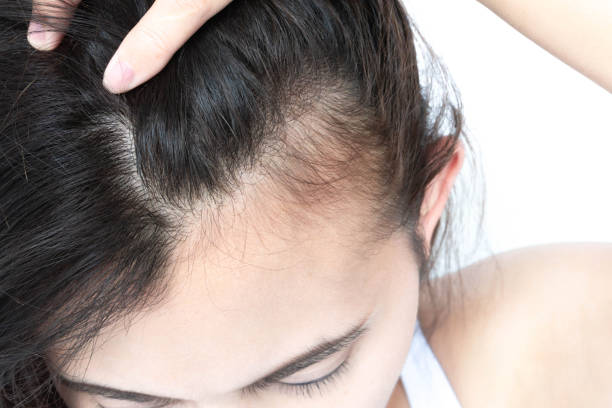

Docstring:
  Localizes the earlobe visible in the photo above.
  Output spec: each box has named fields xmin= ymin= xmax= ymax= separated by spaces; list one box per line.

xmin=418 ymin=140 xmax=465 ymax=253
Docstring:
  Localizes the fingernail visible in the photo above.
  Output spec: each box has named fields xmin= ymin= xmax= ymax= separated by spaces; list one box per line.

xmin=28 ymin=22 xmax=49 ymax=49
xmin=103 ymin=54 xmax=135 ymax=93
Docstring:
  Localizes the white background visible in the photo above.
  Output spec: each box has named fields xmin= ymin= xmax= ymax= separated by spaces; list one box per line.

xmin=402 ymin=0 xmax=612 ymax=270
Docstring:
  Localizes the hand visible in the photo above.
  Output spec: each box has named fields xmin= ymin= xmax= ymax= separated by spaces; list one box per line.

xmin=27 ymin=0 xmax=233 ymax=94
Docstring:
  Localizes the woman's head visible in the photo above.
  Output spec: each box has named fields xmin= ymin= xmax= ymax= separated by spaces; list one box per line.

xmin=0 ymin=0 xmax=471 ymax=406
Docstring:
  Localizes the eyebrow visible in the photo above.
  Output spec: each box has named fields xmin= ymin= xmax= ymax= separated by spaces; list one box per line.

xmin=56 ymin=316 xmax=371 ymax=406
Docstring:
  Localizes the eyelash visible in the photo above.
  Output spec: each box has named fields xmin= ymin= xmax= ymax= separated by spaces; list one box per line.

xmin=243 ymin=357 xmax=352 ymax=399
xmin=278 ymin=358 xmax=351 ymax=398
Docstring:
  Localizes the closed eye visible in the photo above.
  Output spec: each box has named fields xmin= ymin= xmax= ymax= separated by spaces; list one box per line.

xmin=276 ymin=357 xmax=352 ymax=398
xmin=241 ymin=323 xmax=369 ymax=398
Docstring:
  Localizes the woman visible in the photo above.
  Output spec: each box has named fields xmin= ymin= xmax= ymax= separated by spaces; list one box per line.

xmin=1 ymin=1 xmax=609 ymax=408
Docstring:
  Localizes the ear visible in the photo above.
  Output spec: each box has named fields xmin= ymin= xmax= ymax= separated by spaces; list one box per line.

xmin=418 ymin=139 xmax=465 ymax=255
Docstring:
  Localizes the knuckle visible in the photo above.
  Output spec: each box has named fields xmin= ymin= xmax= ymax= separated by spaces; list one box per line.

xmin=135 ymin=25 xmax=172 ymax=56
xmin=32 ymin=0 xmax=80 ymax=15
xmin=168 ymin=0 xmax=212 ymax=18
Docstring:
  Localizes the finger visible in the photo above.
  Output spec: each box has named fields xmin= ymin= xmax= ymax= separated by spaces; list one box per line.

xmin=28 ymin=0 xmax=82 ymax=51
xmin=103 ymin=0 xmax=233 ymax=94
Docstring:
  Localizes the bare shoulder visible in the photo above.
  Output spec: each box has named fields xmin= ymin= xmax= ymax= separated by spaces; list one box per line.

xmin=418 ymin=242 xmax=612 ymax=408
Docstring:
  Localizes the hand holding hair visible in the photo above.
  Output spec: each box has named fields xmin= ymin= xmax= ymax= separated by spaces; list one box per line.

xmin=27 ymin=0 xmax=233 ymax=94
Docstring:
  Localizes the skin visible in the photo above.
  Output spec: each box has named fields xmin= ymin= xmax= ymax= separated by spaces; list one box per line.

xmin=476 ymin=0 xmax=612 ymax=93
xmin=48 ymin=139 xmax=465 ymax=408
xmin=418 ymin=242 xmax=612 ymax=407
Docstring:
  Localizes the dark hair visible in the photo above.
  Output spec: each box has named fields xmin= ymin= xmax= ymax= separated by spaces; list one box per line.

xmin=0 ymin=0 xmax=481 ymax=406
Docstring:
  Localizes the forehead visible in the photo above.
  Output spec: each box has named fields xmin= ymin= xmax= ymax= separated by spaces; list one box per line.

xmin=57 ymin=186 xmax=402 ymax=399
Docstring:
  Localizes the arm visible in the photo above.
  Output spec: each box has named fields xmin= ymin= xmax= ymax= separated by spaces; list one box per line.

xmin=476 ymin=0 xmax=612 ymax=93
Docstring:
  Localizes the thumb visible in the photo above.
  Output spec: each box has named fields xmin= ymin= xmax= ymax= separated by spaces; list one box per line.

xmin=103 ymin=0 xmax=233 ymax=94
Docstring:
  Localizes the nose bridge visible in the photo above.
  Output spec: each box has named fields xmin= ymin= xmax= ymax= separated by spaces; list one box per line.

xmin=193 ymin=398 xmax=254 ymax=408
xmin=189 ymin=389 xmax=256 ymax=408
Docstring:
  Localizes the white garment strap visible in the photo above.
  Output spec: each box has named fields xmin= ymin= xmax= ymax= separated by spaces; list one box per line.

xmin=400 ymin=320 xmax=463 ymax=408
